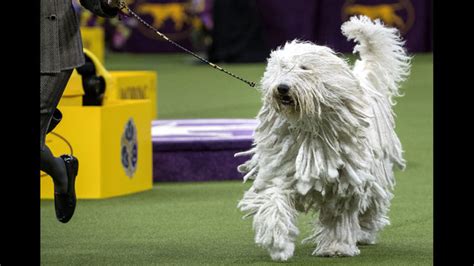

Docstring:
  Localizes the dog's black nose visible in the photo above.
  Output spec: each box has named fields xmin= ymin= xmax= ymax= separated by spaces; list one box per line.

xmin=277 ymin=84 xmax=290 ymax=95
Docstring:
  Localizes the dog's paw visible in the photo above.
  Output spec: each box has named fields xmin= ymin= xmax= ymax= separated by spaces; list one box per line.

xmin=269 ymin=242 xmax=295 ymax=261
xmin=255 ymin=231 xmax=296 ymax=261
xmin=313 ymin=243 xmax=360 ymax=257
xmin=357 ymin=230 xmax=377 ymax=245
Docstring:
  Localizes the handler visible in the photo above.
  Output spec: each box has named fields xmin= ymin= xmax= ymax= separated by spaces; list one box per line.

xmin=40 ymin=0 xmax=121 ymax=223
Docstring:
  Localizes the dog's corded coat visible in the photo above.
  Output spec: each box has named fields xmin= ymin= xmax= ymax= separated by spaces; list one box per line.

xmin=236 ymin=16 xmax=411 ymax=261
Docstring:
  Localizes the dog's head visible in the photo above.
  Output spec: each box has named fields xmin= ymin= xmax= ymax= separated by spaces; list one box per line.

xmin=260 ymin=40 xmax=362 ymax=121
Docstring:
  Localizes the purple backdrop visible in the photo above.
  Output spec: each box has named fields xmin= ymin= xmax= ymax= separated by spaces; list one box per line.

xmin=75 ymin=0 xmax=431 ymax=53
xmin=256 ymin=0 xmax=319 ymax=51
xmin=74 ymin=0 xmax=213 ymax=52
xmin=256 ymin=0 xmax=431 ymax=53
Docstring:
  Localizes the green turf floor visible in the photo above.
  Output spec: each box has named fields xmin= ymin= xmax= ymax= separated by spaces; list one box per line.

xmin=41 ymin=53 xmax=433 ymax=265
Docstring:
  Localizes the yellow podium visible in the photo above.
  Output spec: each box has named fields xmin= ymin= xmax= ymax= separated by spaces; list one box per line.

xmin=41 ymin=100 xmax=153 ymax=199
xmin=104 ymin=71 xmax=158 ymax=119
xmin=41 ymin=48 xmax=157 ymax=199
xmin=80 ymin=26 xmax=105 ymax=64
xmin=58 ymin=69 xmax=84 ymax=106
xmin=59 ymin=49 xmax=158 ymax=119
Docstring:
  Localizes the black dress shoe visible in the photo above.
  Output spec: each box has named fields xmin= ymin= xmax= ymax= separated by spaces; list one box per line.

xmin=54 ymin=155 xmax=79 ymax=223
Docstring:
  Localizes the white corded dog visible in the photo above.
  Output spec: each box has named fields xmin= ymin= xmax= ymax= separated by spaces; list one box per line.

xmin=235 ymin=16 xmax=411 ymax=261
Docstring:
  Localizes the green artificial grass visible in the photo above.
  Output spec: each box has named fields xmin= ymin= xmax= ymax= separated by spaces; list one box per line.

xmin=41 ymin=53 xmax=433 ymax=265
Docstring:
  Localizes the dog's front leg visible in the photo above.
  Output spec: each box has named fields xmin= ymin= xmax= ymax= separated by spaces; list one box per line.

xmin=238 ymin=184 xmax=299 ymax=261
xmin=305 ymin=191 xmax=362 ymax=257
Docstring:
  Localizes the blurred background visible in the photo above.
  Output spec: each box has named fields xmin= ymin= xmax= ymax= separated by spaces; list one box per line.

xmin=41 ymin=0 xmax=433 ymax=264
xmin=74 ymin=0 xmax=431 ymax=60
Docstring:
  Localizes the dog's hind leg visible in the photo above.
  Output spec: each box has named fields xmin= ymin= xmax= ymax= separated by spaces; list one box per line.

xmin=357 ymin=184 xmax=393 ymax=245
xmin=238 ymin=185 xmax=299 ymax=261
xmin=304 ymin=187 xmax=362 ymax=257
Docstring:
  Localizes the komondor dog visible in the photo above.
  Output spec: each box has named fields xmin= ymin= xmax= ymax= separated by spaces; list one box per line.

xmin=235 ymin=16 xmax=411 ymax=261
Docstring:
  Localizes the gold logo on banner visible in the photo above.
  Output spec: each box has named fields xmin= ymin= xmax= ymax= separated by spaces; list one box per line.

xmin=137 ymin=3 xmax=188 ymax=30
xmin=134 ymin=0 xmax=198 ymax=41
xmin=342 ymin=0 xmax=415 ymax=34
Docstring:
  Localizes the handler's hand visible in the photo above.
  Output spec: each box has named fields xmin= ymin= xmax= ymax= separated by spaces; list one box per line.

xmin=107 ymin=0 xmax=123 ymax=8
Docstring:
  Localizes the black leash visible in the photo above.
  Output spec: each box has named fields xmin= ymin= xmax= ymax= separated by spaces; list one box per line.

xmin=119 ymin=2 xmax=256 ymax=88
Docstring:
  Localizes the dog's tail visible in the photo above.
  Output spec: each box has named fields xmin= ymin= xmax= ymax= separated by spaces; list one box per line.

xmin=341 ymin=15 xmax=411 ymax=101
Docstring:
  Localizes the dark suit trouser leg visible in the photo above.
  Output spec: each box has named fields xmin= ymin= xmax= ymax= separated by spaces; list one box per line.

xmin=40 ymin=69 xmax=73 ymax=192
xmin=40 ymin=69 xmax=73 ymax=151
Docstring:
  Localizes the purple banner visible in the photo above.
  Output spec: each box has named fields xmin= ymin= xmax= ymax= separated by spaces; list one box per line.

xmin=256 ymin=0 xmax=319 ymax=51
xmin=319 ymin=0 xmax=430 ymax=53
xmin=75 ymin=0 xmax=430 ymax=54
xmin=256 ymin=0 xmax=431 ymax=53
xmin=74 ymin=0 xmax=213 ymax=52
